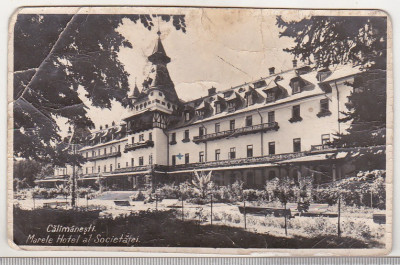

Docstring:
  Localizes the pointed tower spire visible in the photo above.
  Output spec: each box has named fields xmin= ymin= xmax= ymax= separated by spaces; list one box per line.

xmin=148 ymin=31 xmax=171 ymax=65
xmin=141 ymin=30 xmax=179 ymax=103
xmin=131 ymin=77 xmax=140 ymax=98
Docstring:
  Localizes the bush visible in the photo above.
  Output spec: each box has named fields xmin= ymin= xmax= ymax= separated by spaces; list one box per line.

xmin=187 ymin=197 xmax=209 ymax=205
xmin=211 ymin=186 xmax=235 ymax=203
xmin=313 ymin=170 xmax=386 ymax=209
xmin=243 ymin=189 xmax=268 ymax=201
xmin=130 ymin=191 xmax=146 ymax=201
xmin=77 ymin=187 xmax=96 ymax=198
xmin=157 ymin=184 xmax=180 ymax=199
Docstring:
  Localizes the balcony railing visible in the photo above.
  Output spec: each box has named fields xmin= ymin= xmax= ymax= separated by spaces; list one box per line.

xmin=193 ymin=122 xmax=279 ymax=144
xmin=169 ymin=151 xmax=306 ymax=171
xmin=87 ymin=151 xmax=121 ymax=161
xmin=124 ymin=140 xmax=154 ymax=152
xmin=310 ymin=144 xmax=335 ymax=152
xmin=126 ymin=123 xmax=153 ymax=134
xmin=114 ymin=165 xmax=151 ymax=173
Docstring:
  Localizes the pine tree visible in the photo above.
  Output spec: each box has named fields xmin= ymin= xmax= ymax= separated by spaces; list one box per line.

xmin=277 ymin=15 xmax=387 ymax=171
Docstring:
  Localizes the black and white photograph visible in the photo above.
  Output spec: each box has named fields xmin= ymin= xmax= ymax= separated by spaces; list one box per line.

xmin=8 ymin=7 xmax=392 ymax=253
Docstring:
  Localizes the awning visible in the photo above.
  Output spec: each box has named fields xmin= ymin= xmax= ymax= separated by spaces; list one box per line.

xmin=167 ymin=163 xmax=276 ymax=174
xmin=34 ymin=178 xmax=68 ymax=183
xmin=277 ymin=153 xmax=336 ymax=164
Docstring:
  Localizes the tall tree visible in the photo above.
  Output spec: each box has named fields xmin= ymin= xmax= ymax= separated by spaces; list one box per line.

xmin=277 ymin=15 xmax=387 ymax=171
xmin=13 ymin=14 xmax=186 ymax=166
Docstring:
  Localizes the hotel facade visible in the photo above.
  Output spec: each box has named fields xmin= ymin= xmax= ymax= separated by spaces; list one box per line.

xmin=48 ymin=31 xmax=361 ymax=191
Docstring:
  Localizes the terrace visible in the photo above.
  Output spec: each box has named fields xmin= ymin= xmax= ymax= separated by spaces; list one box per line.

xmin=193 ymin=122 xmax=279 ymax=144
xmin=310 ymin=144 xmax=335 ymax=153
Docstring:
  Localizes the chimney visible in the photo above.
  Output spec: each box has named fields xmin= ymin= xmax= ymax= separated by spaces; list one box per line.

xmin=292 ymin=59 xmax=298 ymax=68
xmin=208 ymin=87 xmax=217 ymax=96
xmin=269 ymin=67 xmax=275 ymax=75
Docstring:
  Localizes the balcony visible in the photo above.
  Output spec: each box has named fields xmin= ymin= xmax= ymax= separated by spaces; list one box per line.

xmin=169 ymin=152 xmax=306 ymax=172
xmin=289 ymin=116 xmax=303 ymax=123
xmin=124 ymin=140 xmax=154 ymax=152
xmin=87 ymin=151 xmax=121 ymax=161
xmin=310 ymin=144 xmax=335 ymax=153
xmin=193 ymin=122 xmax=279 ymax=144
xmin=316 ymin=110 xmax=332 ymax=118
xmin=114 ymin=165 xmax=151 ymax=173
xmin=126 ymin=122 xmax=153 ymax=134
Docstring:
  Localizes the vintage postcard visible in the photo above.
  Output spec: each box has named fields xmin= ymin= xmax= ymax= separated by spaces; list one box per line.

xmin=8 ymin=7 xmax=392 ymax=255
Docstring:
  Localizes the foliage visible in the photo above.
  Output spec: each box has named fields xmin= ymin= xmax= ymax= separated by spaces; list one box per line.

xmin=178 ymin=181 xmax=197 ymax=200
xmin=191 ymin=170 xmax=213 ymax=199
xmin=76 ymin=187 xmax=96 ymax=198
xmin=157 ymin=183 xmax=180 ymax=199
xmin=243 ymin=189 xmax=268 ymax=202
xmin=276 ymin=16 xmax=387 ymax=70
xmin=13 ymin=159 xmax=43 ymax=189
xmin=231 ymin=180 xmax=244 ymax=199
xmin=277 ymin=16 xmax=387 ymax=171
xmin=265 ymin=177 xmax=297 ymax=204
xmin=130 ymin=191 xmax=146 ymax=201
xmin=313 ymin=170 xmax=386 ymax=209
xmin=210 ymin=185 xmax=235 ymax=203
xmin=13 ymin=14 xmax=186 ymax=164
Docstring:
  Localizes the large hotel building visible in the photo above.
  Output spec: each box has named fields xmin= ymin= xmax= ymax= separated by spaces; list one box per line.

xmin=46 ymin=31 xmax=360 ymax=190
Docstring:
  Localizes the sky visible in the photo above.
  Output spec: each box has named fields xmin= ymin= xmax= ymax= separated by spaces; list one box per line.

xmin=75 ymin=8 xmax=298 ymax=132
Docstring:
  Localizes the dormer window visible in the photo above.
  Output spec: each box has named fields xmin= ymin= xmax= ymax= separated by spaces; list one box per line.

xmin=245 ymin=94 xmax=254 ymax=106
xmin=266 ymin=91 xmax=275 ymax=102
xmin=184 ymin=111 xmax=190 ymax=121
xmin=215 ymin=102 xmax=221 ymax=114
xmin=196 ymin=110 xmax=204 ymax=117
xmin=316 ymin=68 xmax=332 ymax=82
xmin=292 ymin=81 xmax=301 ymax=94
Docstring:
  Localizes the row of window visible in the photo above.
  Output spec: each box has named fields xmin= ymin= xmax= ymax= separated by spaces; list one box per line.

xmin=84 ymin=132 xmax=153 ymax=157
xmin=186 ymin=94 xmax=330 ymax=122
xmin=130 ymin=132 xmax=152 ymax=144
xmin=171 ymin=134 xmax=331 ymax=165
xmin=175 ymin=99 xmax=330 ymax=142
xmin=84 ymin=155 xmax=153 ymax=174
xmin=134 ymin=91 xmax=177 ymax=111
xmin=86 ymin=145 xmax=121 ymax=158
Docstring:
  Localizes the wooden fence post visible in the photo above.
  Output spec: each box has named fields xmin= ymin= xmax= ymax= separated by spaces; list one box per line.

xmin=338 ymin=194 xmax=341 ymax=237
xmin=181 ymin=197 xmax=184 ymax=221
xmin=244 ymin=199 xmax=247 ymax=230
xmin=210 ymin=193 xmax=213 ymax=227
xmin=284 ymin=202 xmax=288 ymax=236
